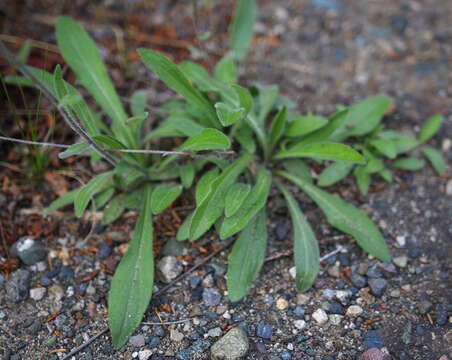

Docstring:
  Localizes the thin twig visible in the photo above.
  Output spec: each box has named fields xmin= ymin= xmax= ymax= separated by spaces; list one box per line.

xmin=60 ymin=328 xmax=109 ymax=360
xmin=142 ymin=318 xmax=193 ymax=326
xmin=0 ymin=136 xmax=235 ymax=157
xmin=264 ymin=245 xmax=346 ymax=263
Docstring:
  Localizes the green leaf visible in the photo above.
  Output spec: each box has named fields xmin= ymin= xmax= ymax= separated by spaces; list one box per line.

xmin=226 ymin=210 xmax=267 ymax=301
xmin=377 ymin=131 xmax=419 ymax=154
xmin=108 ymin=184 xmax=154 ymax=349
xmin=114 ymin=160 xmax=144 ymax=188
xmin=55 ymin=17 xmax=132 ymax=146
xmin=235 ymin=124 xmax=256 ymax=153
xmin=282 ymin=159 xmax=312 ymax=184
xmin=391 ymin=157 xmax=425 ymax=171
xmin=354 ymin=166 xmax=371 ymax=195
xmin=230 ymin=0 xmax=257 ymax=61
xmin=317 ymin=162 xmax=354 ymax=187
xmin=421 ymin=146 xmax=445 ymax=176
xmin=102 ymin=194 xmax=126 ymax=225
xmin=225 ymin=183 xmax=251 ymax=217
xmin=74 ymin=172 xmax=112 ymax=217
xmin=285 ymin=116 xmax=328 ymax=138
xmin=333 ymin=96 xmax=393 ymax=140
xmin=378 ymin=168 xmax=393 ymax=183
xmin=278 ymin=171 xmax=391 ymax=262
xmin=257 ymin=85 xmax=278 ymax=124
xmin=176 ymin=213 xmax=194 ymax=241
xmin=138 ymin=49 xmax=217 ymax=126
xmin=17 ymin=39 xmax=32 ymax=64
xmin=419 ymin=114 xmax=442 ymax=143
xmin=180 ymin=128 xmax=231 ymax=151
xmin=58 ymin=142 xmax=90 ymax=159
xmin=4 ymin=75 xmax=34 ymax=86
xmin=93 ymin=135 xmax=126 ymax=150
xmin=44 ymin=188 xmax=80 ymax=214
xmin=214 ymin=54 xmax=237 ymax=83
xmin=276 ymin=181 xmax=319 ymax=291
xmin=189 ymin=154 xmax=253 ymax=240
xmin=122 ymin=188 xmax=147 ymax=209
xmin=130 ymin=90 xmax=148 ymax=116
xmin=145 ymin=114 xmax=205 ymax=141
xmin=215 ymin=102 xmax=245 ymax=127
xmin=94 ymin=188 xmax=115 ymax=210
xmin=268 ymin=106 xmax=287 ymax=151
xmin=53 ymin=64 xmax=68 ymax=100
xmin=368 ymin=139 xmax=396 ymax=159
xmin=220 ymin=168 xmax=271 ymax=239
xmin=150 ymin=184 xmax=183 ymax=214
xmin=179 ymin=164 xmax=195 ymax=188
xmin=195 ymin=168 xmax=220 ymax=205
xmin=274 ymin=142 xmax=365 ymax=163
xmin=232 ymin=85 xmax=253 ymax=115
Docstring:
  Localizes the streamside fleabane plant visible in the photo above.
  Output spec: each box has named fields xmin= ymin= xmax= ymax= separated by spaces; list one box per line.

xmin=1 ymin=0 xmax=444 ymax=349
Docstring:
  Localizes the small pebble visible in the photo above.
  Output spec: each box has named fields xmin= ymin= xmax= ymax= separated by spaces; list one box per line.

xmin=293 ymin=320 xmax=306 ymax=330
xmin=436 ymin=305 xmax=448 ymax=325
xmin=328 ymin=301 xmax=343 ymax=314
xmin=29 ymin=287 xmax=46 ymax=301
xmin=346 ymin=305 xmax=363 ymax=317
xmin=202 ymin=288 xmax=221 ymax=307
xmin=207 ymin=327 xmax=222 ymax=337
xmin=129 ymin=335 xmax=146 ymax=347
xmin=393 ymin=256 xmax=408 ymax=268
xmin=276 ymin=298 xmax=289 ymax=310
xmin=366 ymin=267 xmax=383 ymax=279
xmin=312 ymin=309 xmax=329 ymax=325
xmin=256 ymin=324 xmax=273 ymax=339
xmin=350 ymin=273 xmax=367 ymax=289
xmin=368 ymin=278 xmax=387 ymax=297
xmin=138 ymin=350 xmax=153 ymax=360
xmin=170 ymin=329 xmax=184 ymax=342
xmin=363 ymin=331 xmax=384 ymax=349
xmin=359 ymin=348 xmax=392 ymax=360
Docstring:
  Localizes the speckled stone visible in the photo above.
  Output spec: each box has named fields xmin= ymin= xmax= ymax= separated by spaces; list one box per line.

xmin=211 ymin=327 xmax=249 ymax=360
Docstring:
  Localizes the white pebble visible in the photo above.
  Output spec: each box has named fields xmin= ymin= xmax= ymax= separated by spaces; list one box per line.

xmin=312 ymin=309 xmax=329 ymax=325
xmin=30 ymin=287 xmax=46 ymax=301
xmin=293 ymin=320 xmax=307 ymax=329
xmin=346 ymin=305 xmax=363 ymax=317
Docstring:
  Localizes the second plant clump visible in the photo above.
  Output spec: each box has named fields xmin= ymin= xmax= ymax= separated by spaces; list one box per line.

xmin=3 ymin=1 xmax=445 ymax=349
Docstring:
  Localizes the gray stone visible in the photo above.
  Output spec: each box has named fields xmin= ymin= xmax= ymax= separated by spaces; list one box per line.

xmin=211 ymin=327 xmax=249 ymax=360
xmin=350 ymin=273 xmax=367 ymax=288
xmin=129 ymin=334 xmax=146 ymax=347
xmin=418 ymin=300 xmax=433 ymax=314
xmin=393 ymin=256 xmax=408 ymax=268
xmin=157 ymin=256 xmax=183 ymax=283
xmin=162 ymin=237 xmax=185 ymax=257
xmin=5 ymin=269 xmax=31 ymax=303
xmin=368 ymin=278 xmax=387 ymax=297
xmin=30 ymin=287 xmax=46 ymax=301
xmin=138 ymin=350 xmax=153 ymax=360
xmin=10 ymin=237 xmax=47 ymax=265
xmin=202 ymin=288 xmax=221 ymax=306
xmin=207 ymin=327 xmax=222 ymax=337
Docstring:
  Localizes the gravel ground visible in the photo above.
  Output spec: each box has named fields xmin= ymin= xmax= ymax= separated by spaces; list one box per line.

xmin=0 ymin=0 xmax=451 ymax=359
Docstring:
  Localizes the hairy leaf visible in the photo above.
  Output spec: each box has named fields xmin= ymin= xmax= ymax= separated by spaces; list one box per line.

xmin=278 ymin=171 xmax=391 ymax=262
xmin=180 ymin=128 xmax=231 ymax=151
xmin=354 ymin=166 xmax=371 ymax=195
xmin=285 ymin=115 xmax=328 ymax=138
xmin=419 ymin=114 xmax=442 ymax=143
xmin=58 ymin=142 xmax=90 ymax=159
xmin=277 ymin=181 xmax=319 ymax=291
xmin=189 ymin=154 xmax=253 ymax=240
xmin=227 ymin=210 xmax=267 ymax=301
xmin=150 ymin=184 xmax=183 ymax=214
xmin=230 ymin=0 xmax=257 ymax=60
xmin=108 ymin=184 xmax=154 ymax=348
xmin=44 ymin=188 xmax=80 ymax=214
xmin=195 ymin=168 xmax=220 ymax=205
xmin=220 ymin=168 xmax=271 ymax=239
xmin=94 ymin=188 xmax=115 ymax=210
xmin=282 ymin=159 xmax=312 ymax=184
xmin=215 ymin=102 xmax=245 ymax=127
xmin=392 ymin=157 xmax=425 ymax=171
xmin=75 ymin=172 xmax=112 ymax=217
xmin=214 ymin=54 xmax=237 ymax=83
xmin=102 ymin=194 xmax=126 ymax=225
xmin=421 ymin=146 xmax=445 ymax=176
xmin=225 ymin=183 xmax=251 ymax=217
xmin=176 ymin=213 xmax=194 ymax=241
xmin=369 ymin=139 xmax=397 ymax=159
xmin=317 ymin=162 xmax=354 ymax=187
xmin=268 ymin=106 xmax=287 ymax=151
xmin=274 ymin=142 xmax=365 ymax=163
xmin=179 ymin=164 xmax=195 ymax=188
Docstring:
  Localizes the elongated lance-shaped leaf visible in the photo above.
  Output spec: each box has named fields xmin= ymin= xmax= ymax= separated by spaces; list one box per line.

xmin=220 ymin=168 xmax=271 ymax=239
xmin=44 ymin=188 xmax=80 ymax=215
xmin=55 ymin=17 xmax=134 ymax=147
xmin=108 ymin=184 xmax=154 ymax=349
xmin=150 ymin=184 xmax=183 ymax=214
xmin=58 ymin=142 xmax=90 ymax=159
xmin=268 ymin=106 xmax=287 ymax=151
xmin=421 ymin=146 xmax=445 ymax=176
xmin=391 ymin=157 xmax=425 ymax=171
xmin=317 ymin=162 xmax=354 ymax=187
xmin=102 ymin=194 xmax=127 ymax=225
xmin=368 ymin=139 xmax=397 ymax=159
xmin=94 ymin=187 xmax=115 ymax=210
xmin=176 ymin=212 xmax=194 ymax=241
xmin=274 ymin=142 xmax=365 ymax=163
xmin=225 ymin=183 xmax=251 ymax=217
xmin=285 ymin=115 xmax=328 ymax=138
xmin=214 ymin=54 xmax=237 ymax=83
xmin=180 ymin=128 xmax=231 ymax=151
xmin=138 ymin=49 xmax=218 ymax=127
xmin=276 ymin=180 xmax=319 ymax=291
xmin=227 ymin=210 xmax=267 ymax=301
xmin=196 ymin=168 xmax=220 ymax=205
xmin=354 ymin=165 xmax=371 ymax=195
xmin=74 ymin=172 xmax=112 ymax=217
xmin=282 ymin=159 xmax=312 ymax=184
xmin=419 ymin=114 xmax=442 ymax=143
xmin=230 ymin=0 xmax=257 ymax=61
xmin=277 ymin=171 xmax=391 ymax=262
xmin=189 ymin=153 xmax=253 ymax=240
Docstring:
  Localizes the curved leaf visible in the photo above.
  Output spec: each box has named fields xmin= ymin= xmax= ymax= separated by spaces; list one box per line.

xmin=225 ymin=183 xmax=251 ymax=217
xmin=150 ymin=184 xmax=183 ymax=214
xmin=274 ymin=142 xmax=365 ymax=163
xmin=227 ymin=210 xmax=267 ymax=301
xmin=102 ymin=194 xmax=126 ymax=225
xmin=180 ymin=128 xmax=231 ymax=151
xmin=230 ymin=0 xmax=257 ymax=61
xmin=276 ymin=181 xmax=319 ymax=291
xmin=195 ymin=168 xmax=220 ymax=205
xmin=285 ymin=115 xmax=328 ymax=138
xmin=278 ymin=171 xmax=391 ymax=262
xmin=317 ymin=162 xmax=354 ymax=187
xmin=391 ymin=157 xmax=425 ymax=171
xmin=75 ymin=172 xmax=112 ymax=217
xmin=419 ymin=114 xmax=442 ymax=143
xmin=421 ymin=146 xmax=445 ymax=175
xmin=108 ymin=184 xmax=154 ymax=348
xmin=220 ymin=168 xmax=271 ymax=239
